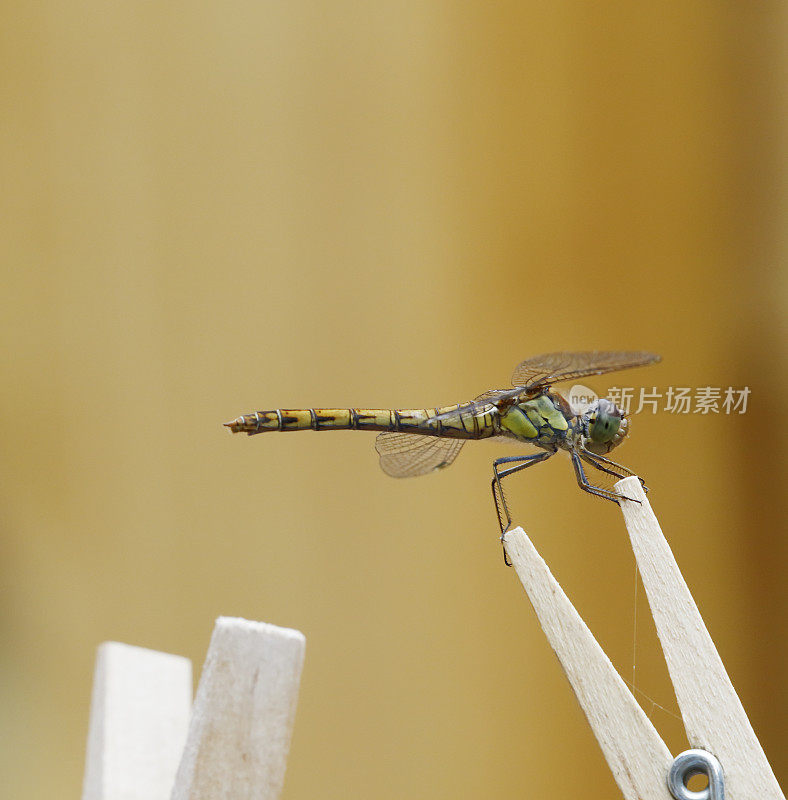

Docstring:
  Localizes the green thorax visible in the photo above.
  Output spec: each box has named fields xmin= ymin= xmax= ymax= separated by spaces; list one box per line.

xmin=498 ymin=390 xmax=576 ymax=446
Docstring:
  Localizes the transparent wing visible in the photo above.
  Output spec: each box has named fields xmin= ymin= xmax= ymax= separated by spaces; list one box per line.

xmin=375 ymin=433 xmax=465 ymax=478
xmin=473 ymin=388 xmax=513 ymax=402
xmin=511 ymin=350 xmax=660 ymax=390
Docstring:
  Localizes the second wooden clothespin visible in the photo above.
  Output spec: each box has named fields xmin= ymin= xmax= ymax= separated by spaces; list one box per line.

xmin=503 ymin=476 xmax=783 ymax=800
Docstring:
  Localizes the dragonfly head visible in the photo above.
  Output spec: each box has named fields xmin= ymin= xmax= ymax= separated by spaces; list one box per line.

xmin=582 ymin=398 xmax=628 ymax=454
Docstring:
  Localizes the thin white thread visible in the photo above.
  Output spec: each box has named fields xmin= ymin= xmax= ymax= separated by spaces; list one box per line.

xmin=623 ymin=680 xmax=683 ymax=722
xmin=630 ymin=563 xmax=682 ymax=723
xmin=632 ymin=562 xmax=639 ymax=690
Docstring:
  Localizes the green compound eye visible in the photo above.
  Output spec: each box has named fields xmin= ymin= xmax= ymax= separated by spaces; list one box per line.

xmin=588 ymin=399 xmax=622 ymax=444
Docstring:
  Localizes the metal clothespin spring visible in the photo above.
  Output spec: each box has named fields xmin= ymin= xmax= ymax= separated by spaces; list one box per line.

xmin=667 ymin=749 xmax=725 ymax=800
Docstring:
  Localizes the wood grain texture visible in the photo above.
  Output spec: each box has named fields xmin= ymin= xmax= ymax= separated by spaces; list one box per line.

xmin=170 ymin=617 xmax=305 ymax=800
xmin=503 ymin=528 xmax=673 ymax=800
xmin=615 ymin=477 xmax=785 ymax=800
xmin=81 ymin=643 xmax=192 ymax=800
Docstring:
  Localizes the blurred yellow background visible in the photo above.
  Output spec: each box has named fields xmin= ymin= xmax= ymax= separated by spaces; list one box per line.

xmin=2 ymin=2 xmax=785 ymax=797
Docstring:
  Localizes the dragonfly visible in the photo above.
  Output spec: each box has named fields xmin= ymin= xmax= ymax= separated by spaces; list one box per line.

xmin=225 ymin=350 xmax=660 ymax=547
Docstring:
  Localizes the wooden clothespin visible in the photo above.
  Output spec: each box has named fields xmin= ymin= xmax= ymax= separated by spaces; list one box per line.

xmin=81 ymin=617 xmax=305 ymax=800
xmin=503 ymin=476 xmax=784 ymax=800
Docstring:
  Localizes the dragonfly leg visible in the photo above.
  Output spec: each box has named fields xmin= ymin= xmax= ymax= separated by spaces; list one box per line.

xmin=492 ymin=451 xmax=555 ymax=565
xmin=579 ymin=447 xmax=649 ymax=492
xmin=571 ymin=451 xmax=640 ymax=504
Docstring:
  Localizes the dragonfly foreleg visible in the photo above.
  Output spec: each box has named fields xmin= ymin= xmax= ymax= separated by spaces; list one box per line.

xmin=491 ymin=450 xmax=555 ymax=565
xmin=571 ymin=451 xmax=640 ymax=504
xmin=579 ymin=447 xmax=648 ymax=492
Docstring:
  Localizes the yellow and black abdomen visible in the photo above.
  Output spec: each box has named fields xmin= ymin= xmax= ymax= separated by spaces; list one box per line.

xmin=224 ymin=405 xmax=497 ymax=439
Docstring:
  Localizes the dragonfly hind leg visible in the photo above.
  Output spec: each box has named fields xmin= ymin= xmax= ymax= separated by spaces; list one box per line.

xmin=571 ymin=451 xmax=641 ymax=504
xmin=492 ymin=450 xmax=555 ymax=565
